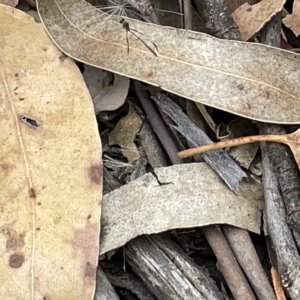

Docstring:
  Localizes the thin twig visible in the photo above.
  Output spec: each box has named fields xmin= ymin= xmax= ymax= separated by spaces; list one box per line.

xmin=270 ymin=267 xmax=287 ymax=300
xmin=134 ymin=82 xmax=182 ymax=164
xmin=202 ymin=226 xmax=256 ymax=300
xmin=178 ymin=133 xmax=294 ymax=159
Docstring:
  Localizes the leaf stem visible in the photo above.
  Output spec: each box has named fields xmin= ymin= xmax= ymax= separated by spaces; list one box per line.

xmin=178 ymin=134 xmax=287 ymax=158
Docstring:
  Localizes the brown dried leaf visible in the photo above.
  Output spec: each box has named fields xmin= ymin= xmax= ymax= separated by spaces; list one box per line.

xmin=0 ymin=0 xmax=18 ymax=6
xmin=232 ymin=0 xmax=285 ymax=41
xmin=83 ymin=65 xmax=129 ymax=114
xmin=109 ymin=105 xmax=142 ymax=163
xmin=100 ymin=163 xmax=264 ymax=255
xmin=0 ymin=5 xmax=102 ymax=300
xmin=36 ymin=0 xmax=300 ymax=124
xmin=283 ymin=0 xmax=300 ymax=37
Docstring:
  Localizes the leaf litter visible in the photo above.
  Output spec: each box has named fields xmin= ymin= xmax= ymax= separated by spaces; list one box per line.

xmin=2 ymin=1 xmax=300 ymax=298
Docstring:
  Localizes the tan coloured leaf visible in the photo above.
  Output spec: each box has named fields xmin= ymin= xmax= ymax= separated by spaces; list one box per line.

xmin=83 ymin=65 xmax=130 ymax=114
xmin=0 ymin=0 xmax=18 ymax=6
xmin=36 ymin=0 xmax=300 ymax=124
xmin=232 ymin=0 xmax=285 ymax=41
xmin=283 ymin=0 xmax=300 ymax=37
xmin=100 ymin=163 xmax=264 ymax=255
xmin=109 ymin=105 xmax=142 ymax=163
xmin=0 ymin=5 xmax=102 ymax=300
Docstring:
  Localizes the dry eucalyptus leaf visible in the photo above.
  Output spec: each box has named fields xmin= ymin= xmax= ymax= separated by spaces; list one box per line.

xmin=283 ymin=0 xmax=300 ymax=37
xmin=83 ymin=65 xmax=130 ymax=114
xmin=37 ymin=0 xmax=300 ymax=124
xmin=109 ymin=105 xmax=142 ymax=163
xmin=0 ymin=0 xmax=18 ymax=6
xmin=100 ymin=163 xmax=264 ymax=255
xmin=232 ymin=0 xmax=285 ymax=41
xmin=0 ymin=5 xmax=102 ymax=300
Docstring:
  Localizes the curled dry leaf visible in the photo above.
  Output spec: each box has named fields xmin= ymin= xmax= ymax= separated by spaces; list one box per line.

xmin=232 ymin=0 xmax=285 ymax=41
xmin=100 ymin=163 xmax=264 ymax=255
xmin=37 ymin=0 xmax=300 ymax=124
xmin=83 ymin=65 xmax=130 ymax=114
xmin=109 ymin=105 xmax=142 ymax=163
xmin=0 ymin=5 xmax=102 ymax=300
xmin=283 ymin=0 xmax=300 ymax=37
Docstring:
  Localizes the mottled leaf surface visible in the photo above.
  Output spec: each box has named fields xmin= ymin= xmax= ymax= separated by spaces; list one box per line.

xmin=0 ymin=5 xmax=102 ymax=300
xmin=36 ymin=0 xmax=300 ymax=124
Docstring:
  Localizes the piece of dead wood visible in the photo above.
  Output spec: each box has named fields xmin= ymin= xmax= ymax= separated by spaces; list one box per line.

xmin=260 ymin=125 xmax=300 ymax=250
xmin=271 ymin=267 xmax=287 ymax=300
xmin=193 ymin=0 xmax=241 ymax=40
xmin=202 ymin=225 xmax=256 ymax=300
xmin=101 ymin=262 xmax=156 ymax=300
xmin=260 ymin=140 xmax=300 ymax=300
xmin=94 ymin=266 xmax=120 ymax=300
xmin=260 ymin=11 xmax=300 ymax=250
xmin=151 ymin=93 xmax=246 ymax=194
xmin=138 ymin=122 xmax=168 ymax=168
xmin=134 ymin=81 xmax=182 ymax=165
xmin=186 ymin=122 xmax=270 ymax=299
xmin=103 ymin=166 xmax=122 ymax=195
xmin=125 ymin=234 xmax=224 ymax=300
xmin=223 ymin=225 xmax=276 ymax=300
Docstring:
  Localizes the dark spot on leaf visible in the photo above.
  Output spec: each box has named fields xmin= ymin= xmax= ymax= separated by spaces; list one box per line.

xmin=9 ymin=253 xmax=25 ymax=268
xmin=6 ymin=232 xmax=25 ymax=250
xmin=29 ymin=188 xmax=36 ymax=198
xmin=14 ymin=73 xmax=18 ymax=77
xmin=88 ymin=164 xmax=103 ymax=184
xmin=87 ymin=214 xmax=91 ymax=220
xmin=262 ymin=91 xmax=270 ymax=99
xmin=85 ymin=262 xmax=96 ymax=278
xmin=237 ymin=84 xmax=244 ymax=90
xmin=0 ymin=164 xmax=9 ymax=170
xmin=247 ymin=7 xmax=252 ymax=12
xmin=59 ymin=54 xmax=68 ymax=62
xmin=147 ymin=71 xmax=154 ymax=77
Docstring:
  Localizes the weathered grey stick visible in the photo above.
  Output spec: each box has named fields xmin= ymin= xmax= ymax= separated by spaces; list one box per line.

xmin=125 ymin=235 xmax=224 ymax=300
xmin=260 ymin=140 xmax=300 ymax=299
xmin=151 ymin=93 xmax=246 ymax=194
xmin=94 ymin=266 xmax=120 ymax=300
xmin=223 ymin=225 xmax=276 ymax=300
xmin=203 ymin=225 xmax=256 ymax=300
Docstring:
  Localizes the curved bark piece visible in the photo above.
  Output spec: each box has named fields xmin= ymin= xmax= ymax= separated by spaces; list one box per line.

xmin=100 ymin=163 xmax=264 ymax=255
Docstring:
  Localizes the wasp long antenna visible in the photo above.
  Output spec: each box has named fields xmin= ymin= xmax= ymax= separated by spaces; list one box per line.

xmin=120 ymin=18 xmax=157 ymax=56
